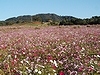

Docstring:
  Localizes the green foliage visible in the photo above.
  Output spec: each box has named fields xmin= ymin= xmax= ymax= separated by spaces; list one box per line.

xmin=60 ymin=16 xmax=100 ymax=25
xmin=0 ymin=21 xmax=6 ymax=26
xmin=48 ymin=22 xmax=59 ymax=26
xmin=0 ymin=69 xmax=5 ymax=75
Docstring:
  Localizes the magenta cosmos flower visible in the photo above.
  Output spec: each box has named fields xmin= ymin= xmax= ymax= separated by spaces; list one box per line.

xmin=59 ymin=71 xmax=65 ymax=75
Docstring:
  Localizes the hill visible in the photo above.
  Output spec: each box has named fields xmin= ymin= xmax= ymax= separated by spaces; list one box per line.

xmin=0 ymin=13 xmax=100 ymax=26
xmin=5 ymin=13 xmax=76 ymax=22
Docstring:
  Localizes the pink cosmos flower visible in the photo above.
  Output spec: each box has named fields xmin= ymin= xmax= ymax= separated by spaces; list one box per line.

xmin=89 ymin=67 xmax=93 ymax=71
xmin=52 ymin=65 xmax=56 ymax=70
xmin=47 ymin=55 xmax=53 ymax=62
xmin=78 ymin=67 xmax=83 ymax=72
xmin=98 ymin=63 xmax=100 ymax=66
xmin=59 ymin=71 xmax=65 ymax=75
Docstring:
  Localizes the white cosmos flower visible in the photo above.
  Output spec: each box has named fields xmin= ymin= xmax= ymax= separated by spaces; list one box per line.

xmin=50 ymin=60 xmax=53 ymax=63
xmin=8 ymin=55 xmax=11 ymax=58
xmin=54 ymin=73 xmax=57 ymax=75
xmin=38 ymin=71 xmax=42 ymax=74
xmin=73 ymin=42 xmax=75 ymax=45
xmin=34 ymin=69 xmax=38 ymax=72
xmin=94 ymin=61 xmax=97 ymax=64
xmin=54 ymin=60 xmax=58 ymax=67
xmin=38 ymin=64 xmax=45 ymax=68
xmin=20 ymin=60 xmax=23 ymax=64
xmin=29 ymin=74 xmax=32 ymax=75
xmin=97 ymin=55 xmax=100 ymax=58
xmin=53 ymin=69 xmax=56 ymax=72
xmin=62 ymin=42 xmax=66 ymax=44
xmin=15 ymin=55 xmax=17 ymax=58
xmin=82 ymin=47 xmax=85 ymax=51
xmin=48 ymin=73 xmax=50 ymax=75
xmin=23 ymin=52 xmax=25 ymax=54
xmin=25 ymin=60 xmax=29 ymax=64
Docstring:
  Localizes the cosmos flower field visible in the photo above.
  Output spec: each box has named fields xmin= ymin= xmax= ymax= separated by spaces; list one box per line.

xmin=0 ymin=25 xmax=100 ymax=75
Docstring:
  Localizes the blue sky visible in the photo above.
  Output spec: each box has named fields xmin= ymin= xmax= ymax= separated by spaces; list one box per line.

xmin=0 ymin=0 xmax=100 ymax=20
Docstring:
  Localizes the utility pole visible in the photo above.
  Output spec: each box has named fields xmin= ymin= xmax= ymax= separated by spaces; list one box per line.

xmin=31 ymin=16 xmax=32 ymax=22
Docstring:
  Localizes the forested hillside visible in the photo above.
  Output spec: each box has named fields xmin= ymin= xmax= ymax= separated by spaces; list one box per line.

xmin=0 ymin=13 xmax=100 ymax=26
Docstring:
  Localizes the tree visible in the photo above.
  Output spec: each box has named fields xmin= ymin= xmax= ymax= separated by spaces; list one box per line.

xmin=59 ymin=20 xmax=67 ymax=25
xmin=0 ymin=21 xmax=6 ymax=26
xmin=32 ymin=16 xmax=42 ymax=22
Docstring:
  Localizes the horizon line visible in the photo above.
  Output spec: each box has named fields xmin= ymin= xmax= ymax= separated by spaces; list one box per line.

xmin=0 ymin=13 xmax=100 ymax=21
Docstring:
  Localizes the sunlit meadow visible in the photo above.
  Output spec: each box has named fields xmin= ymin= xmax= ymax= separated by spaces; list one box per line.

xmin=0 ymin=25 xmax=100 ymax=75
